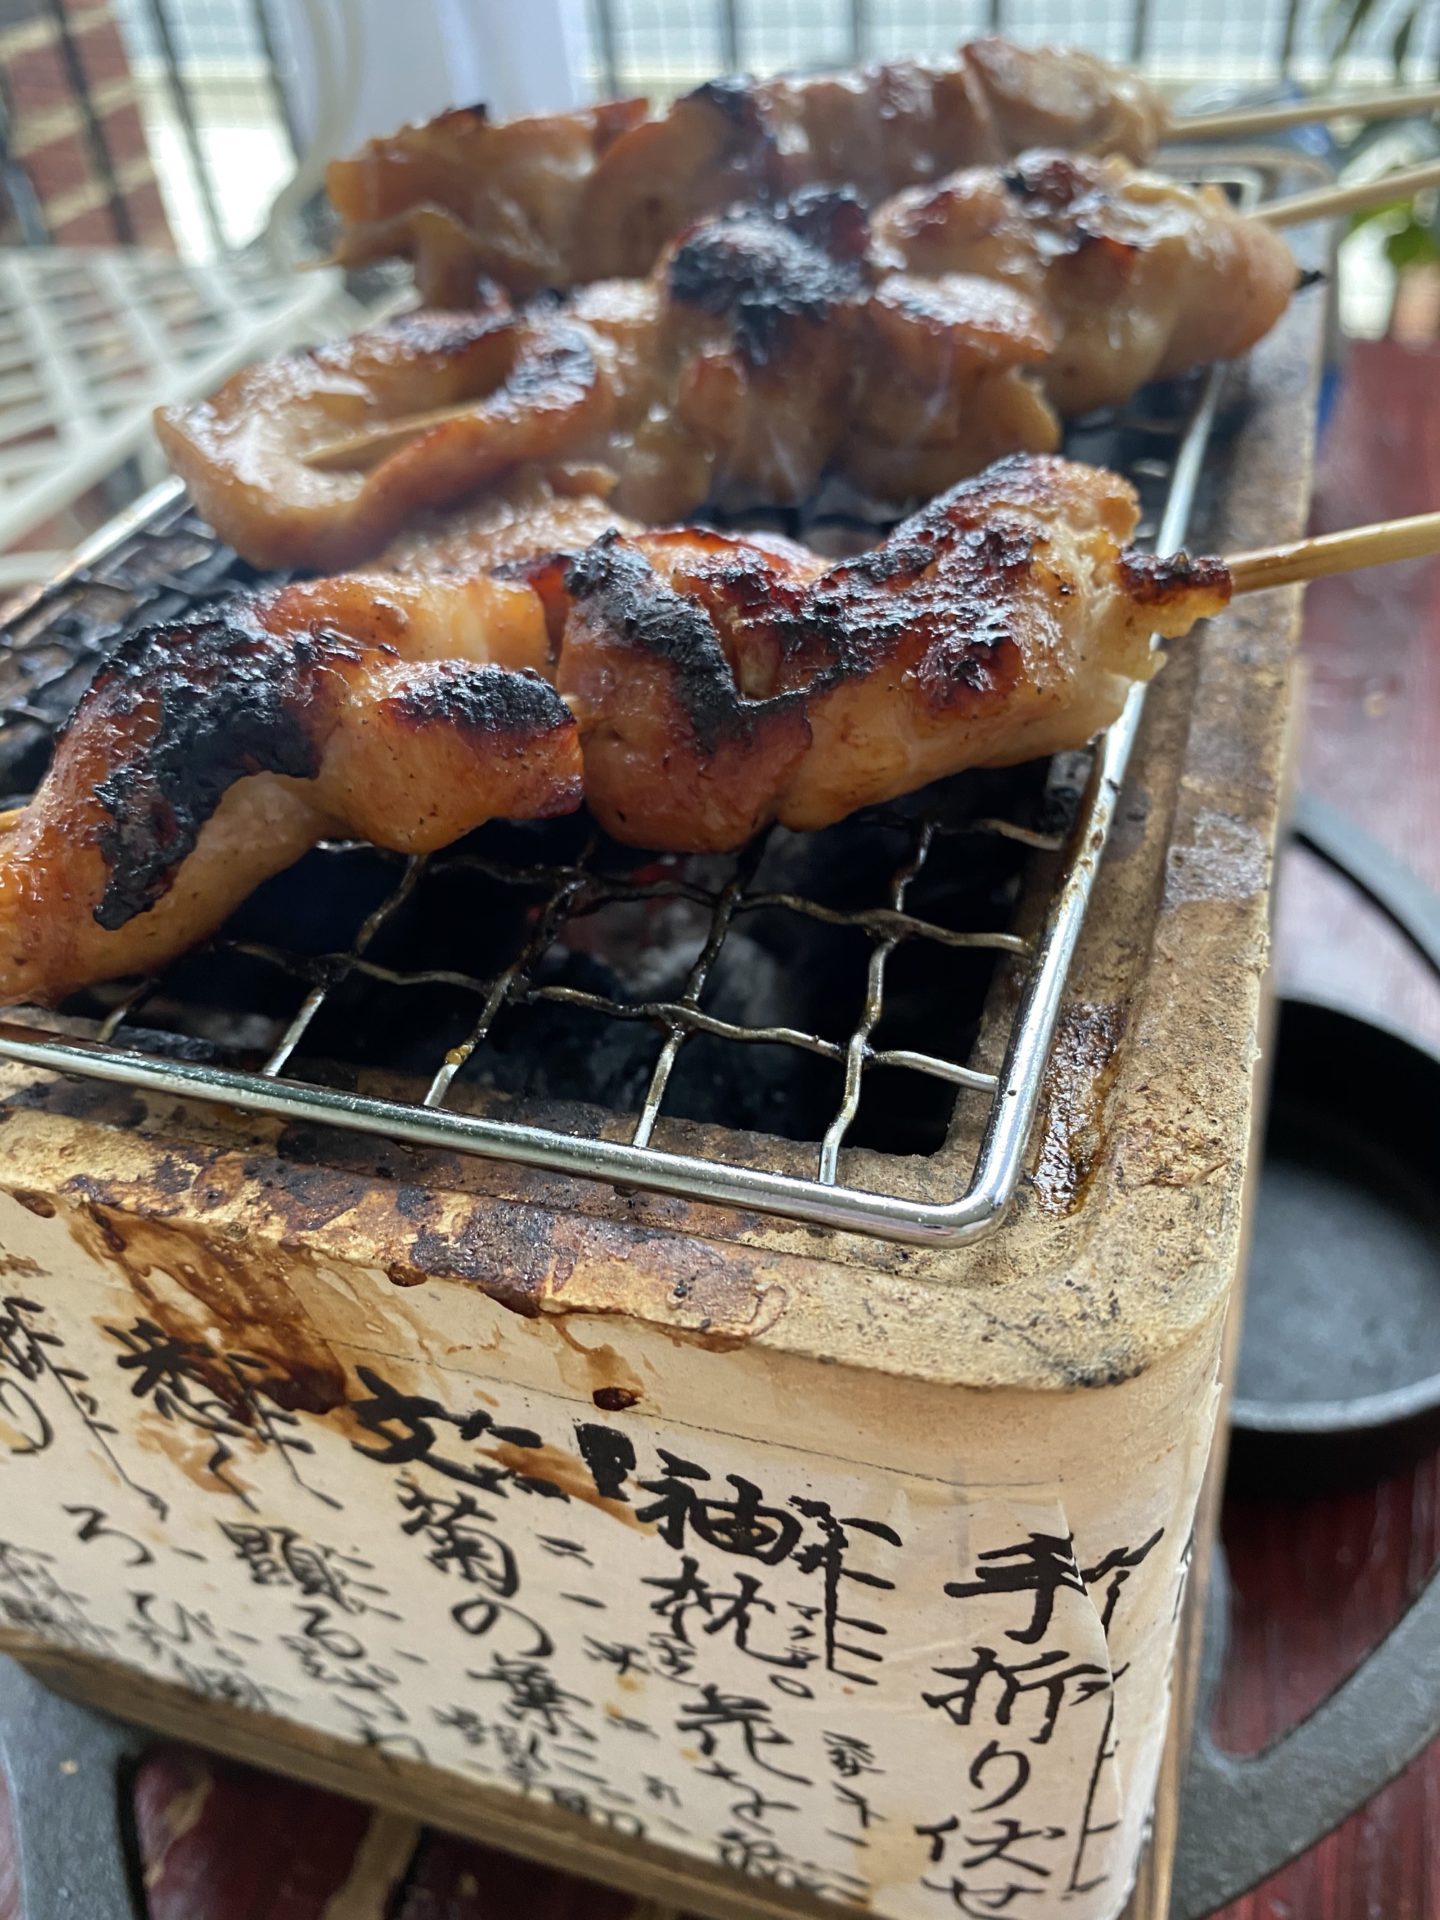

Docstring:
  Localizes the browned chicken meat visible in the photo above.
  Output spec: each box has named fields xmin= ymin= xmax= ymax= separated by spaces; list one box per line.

xmin=327 ymin=40 xmax=1167 ymax=302
xmin=872 ymin=150 xmax=1298 ymax=413
xmin=1 ymin=455 xmax=1231 ymax=1003
xmin=155 ymin=309 xmax=620 ymax=574
xmin=556 ymin=454 xmax=1230 ymax=849
xmin=376 ymin=466 xmax=638 ymax=575
xmin=0 ymin=571 xmax=579 ymax=1006
xmin=158 ymin=192 xmax=1060 ymax=570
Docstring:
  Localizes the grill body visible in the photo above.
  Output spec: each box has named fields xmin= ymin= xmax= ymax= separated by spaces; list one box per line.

xmin=0 ymin=225 xmax=1320 ymax=1919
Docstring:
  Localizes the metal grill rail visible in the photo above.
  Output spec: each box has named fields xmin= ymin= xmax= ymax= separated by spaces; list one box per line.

xmin=0 ymin=361 xmax=1231 ymax=1251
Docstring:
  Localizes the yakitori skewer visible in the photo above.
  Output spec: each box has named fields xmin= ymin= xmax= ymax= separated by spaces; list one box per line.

xmin=305 ymin=155 xmax=1436 ymax=487
xmin=324 ymin=41 xmax=1440 ymax=305
xmin=168 ymin=151 xmax=1309 ymax=567
xmin=160 ymin=197 xmax=1066 ymax=568
xmin=324 ymin=38 xmax=1171 ymax=300
xmin=7 ymin=452 xmax=1440 ymax=1006
xmin=1171 ymin=83 xmax=1440 ymax=143
xmin=1256 ymin=156 xmax=1440 ymax=226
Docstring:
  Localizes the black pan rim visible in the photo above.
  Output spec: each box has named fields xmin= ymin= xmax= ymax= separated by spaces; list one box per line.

xmin=1229 ymin=990 xmax=1440 ymax=1438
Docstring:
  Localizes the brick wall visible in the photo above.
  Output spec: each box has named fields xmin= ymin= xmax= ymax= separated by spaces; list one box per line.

xmin=0 ymin=0 xmax=172 ymax=248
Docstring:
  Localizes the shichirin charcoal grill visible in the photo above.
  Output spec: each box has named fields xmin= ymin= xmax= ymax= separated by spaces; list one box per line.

xmin=0 ymin=170 xmax=1347 ymax=1920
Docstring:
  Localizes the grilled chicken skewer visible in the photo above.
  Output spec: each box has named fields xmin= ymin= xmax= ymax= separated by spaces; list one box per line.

xmin=554 ymin=456 xmax=1229 ymax=849
xmin=159 ymin=193 xmax=1061 ymax=571
xmin=10 ymin=456 xmax=1432 ymax=1008
xmin=327 ymin=38 xmax=1168 ymax=302
xmin=324 ymin=35 xmax=1440 ymax=306
xmin=0 ymin=454 xmax=1227 ymax=1005
xmin=174 ymin=148 xmax=1433 ymax=578
xmin=163 ymin=151 xmax=1309 ymax=574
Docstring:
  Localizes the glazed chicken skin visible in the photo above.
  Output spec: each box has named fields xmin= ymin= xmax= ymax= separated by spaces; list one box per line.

xmin=872 ymin=150 xmax=1298 ymax=414
xmin=159 ymin=192 xmax=1060 ymax=571
xmin=0 ymin=571 xmax=579 ymax=1006
xmin=327 ymin=40 xmax=1166 ymax=302
xmin=557 ymin=454 xmax=1231 ymax=850
xmin=155 ymin=309 xmax=618 ymax=574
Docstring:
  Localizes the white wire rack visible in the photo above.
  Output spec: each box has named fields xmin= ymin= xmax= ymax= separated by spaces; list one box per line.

xmin=0 ymin=245 xmax=351 ymax=579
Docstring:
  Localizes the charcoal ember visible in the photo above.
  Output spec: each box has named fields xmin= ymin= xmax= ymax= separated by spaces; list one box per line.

xmin=557 ymin=884 xmax=718 ymax=1001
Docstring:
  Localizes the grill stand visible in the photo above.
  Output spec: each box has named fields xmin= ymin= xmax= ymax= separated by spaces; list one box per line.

xmin=0 ymin=169 xmax=1326 ymax=1920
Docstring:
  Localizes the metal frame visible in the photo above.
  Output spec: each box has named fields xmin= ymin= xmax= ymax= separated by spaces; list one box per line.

xmin=584 ymin=0 xmax=1440 ymax=86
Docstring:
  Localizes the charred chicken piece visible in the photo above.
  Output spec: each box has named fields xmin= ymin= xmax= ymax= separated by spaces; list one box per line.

xmin=558 ymin=454 xmax=1231 ymax=850
xmin=0 ymin=572 xmax=580 ymax=1006
xmin=872 ymin=150 xmax=1298 ymax=413
xmin=326 ymin=40 xmax=1167 ymax=302
xmin=157 ymin=192 xmax=1060 ymax=571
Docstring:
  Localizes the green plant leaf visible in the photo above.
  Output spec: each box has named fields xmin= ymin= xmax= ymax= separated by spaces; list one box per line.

xmin=1349 ymin=195 xmax=1420 ymax=232
xmin=1384 ymin=216 xmax=1440 ymax=267
xmin=1326 ymin=0 xmax=1381 ymax=69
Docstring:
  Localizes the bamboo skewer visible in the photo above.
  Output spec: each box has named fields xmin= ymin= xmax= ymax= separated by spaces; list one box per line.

xmin=1258 ymin=156 xmax=1440 ymax=226
xmin=304 ymin=402 xmax=488 ymax=472
xmin=1172 ymin=83 xmax=1440 ymax=143
xmin=1226 ymin=509 xmax=1440 ymax=593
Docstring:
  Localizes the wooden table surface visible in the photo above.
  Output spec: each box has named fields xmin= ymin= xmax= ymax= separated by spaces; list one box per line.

xmin=0 ymin=336 xmax=1437 ymax=1920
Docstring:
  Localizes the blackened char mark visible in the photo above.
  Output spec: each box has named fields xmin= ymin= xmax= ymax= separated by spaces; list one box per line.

xmin=565 ymin=531 xmax=798 ymax=753
xmin=781 ymin=521 xmax=1034 ymax=704
xmin=87 ymin=606 xmax=359 ymax=931
xmin=1000 ymin=151 xmax=1139 ymax=266
xmin=1001 ymin=153 xmax=1095 ymax=207
xmin=503 ymin=321 xmax=597 ymax=405
xmin=383 ymin=664 xmax=572 ymax=736
xmin=770 ymin=184 xmax=872 ymax=262
xmin=686 ymin=75 xmax=762 ymax=130
xmin=1118 ymin=547 xmax=1232 ymax=608
xmin=667 ymin=197 xmax=869 ymax=365
xmin=759 ymin=465 xmax=1046 ymax=699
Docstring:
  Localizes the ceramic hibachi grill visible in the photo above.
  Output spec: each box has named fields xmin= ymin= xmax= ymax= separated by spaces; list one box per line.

xmin=0 ymin=189 xmax=1318 ymax=1920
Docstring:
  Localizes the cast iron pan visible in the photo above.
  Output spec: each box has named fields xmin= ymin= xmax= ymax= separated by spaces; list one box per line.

xmin=1228 ymin=995 xmax=1440 ymax=1474
xmin=1230 ymin=792 xmax=1440 ymax=1477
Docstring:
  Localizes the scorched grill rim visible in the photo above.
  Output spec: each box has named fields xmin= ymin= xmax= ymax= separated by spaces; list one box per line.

xmin=0 ymin=182 xmax=1253 ymax=1247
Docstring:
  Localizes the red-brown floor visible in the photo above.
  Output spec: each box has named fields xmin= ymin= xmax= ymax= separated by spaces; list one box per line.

xmin=1 ymin=336 xmax=1437 ymax=1918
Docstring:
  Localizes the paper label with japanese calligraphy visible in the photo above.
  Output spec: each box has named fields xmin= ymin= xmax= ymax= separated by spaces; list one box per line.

xmin=0 ymin=1259 xmax=1219 ymax=1920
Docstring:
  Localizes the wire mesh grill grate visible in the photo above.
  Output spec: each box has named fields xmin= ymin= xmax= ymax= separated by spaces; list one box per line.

xmin=0 ymin=298 xmax=1240 ymax=1245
